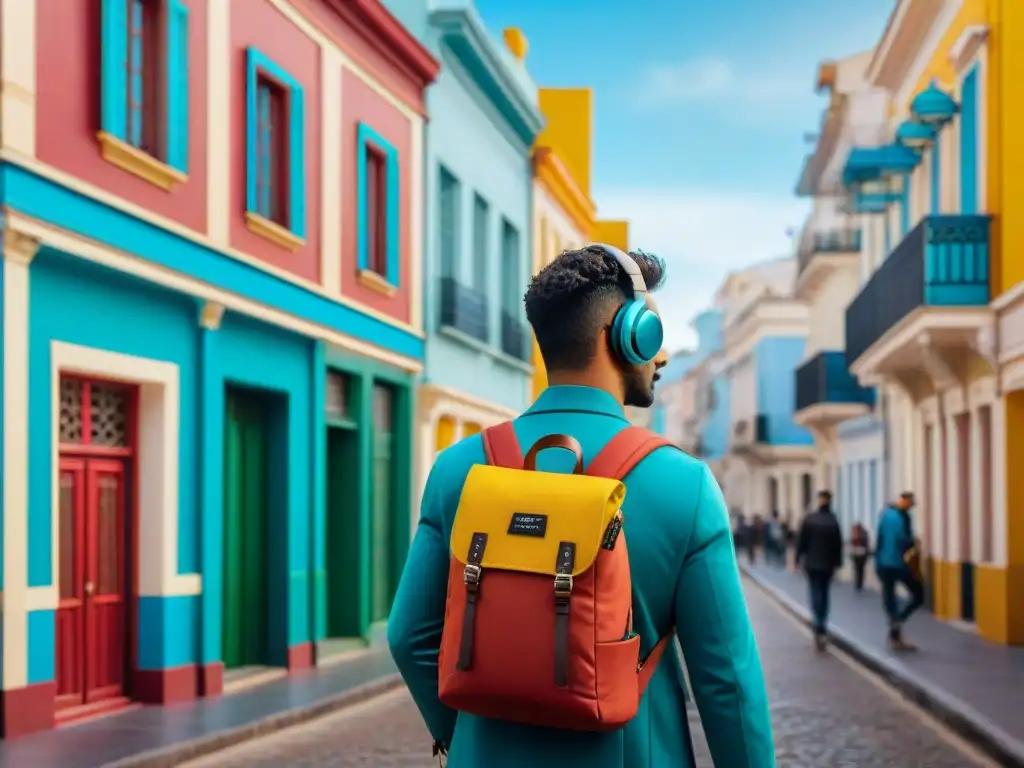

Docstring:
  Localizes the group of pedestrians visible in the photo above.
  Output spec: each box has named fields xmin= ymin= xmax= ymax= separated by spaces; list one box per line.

xmin=795 ymin=490 xmax=924 ymax=652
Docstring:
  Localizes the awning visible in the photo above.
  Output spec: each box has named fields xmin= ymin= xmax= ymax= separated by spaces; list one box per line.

xmin=841 ymin=143 xmax=920 ymax=187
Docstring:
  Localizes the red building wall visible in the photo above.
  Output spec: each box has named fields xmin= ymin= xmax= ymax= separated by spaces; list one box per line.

xmin=35 ymin=0 xmax=209 ymax=234
xmin=339 ymin=70 xmax=413 ymax=324
xmin=228 ymin=0 xmax=323 ymax=284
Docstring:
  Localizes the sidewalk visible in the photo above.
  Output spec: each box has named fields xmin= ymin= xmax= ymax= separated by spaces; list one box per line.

xmin=0 ymin=650 xmax=400 ymax=768
xmin=743 ymin=562 xmax=1024 ymax=768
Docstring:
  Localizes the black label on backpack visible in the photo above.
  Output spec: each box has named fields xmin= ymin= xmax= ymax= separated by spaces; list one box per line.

xmin=601 ymin=514 xmax=623 ymax=550
xmin=508 ymin=513 xmax=548 ymax=538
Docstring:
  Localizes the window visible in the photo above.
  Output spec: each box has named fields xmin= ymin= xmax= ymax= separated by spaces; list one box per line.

xmin=439 ymin=167 xmax=460 ymax=278
xmin=472 ymin=194 xmax=489 ymax=293
xmin=126 ymin=0 xmax=160 ymax=154
xmin=100 ymin=0 xmax=190 ymax=181
xmin=364 ymin=145 xmax=388 ymax=276
xmin=245 ymin=47 xmax=306 ymax=248
xmin=500 ymin=219 xmax=520 ymax=314
xmin=356 ymin=123 xmax=400 ymax=286
xmin=254 ymin=76 xmax=288 ymax=225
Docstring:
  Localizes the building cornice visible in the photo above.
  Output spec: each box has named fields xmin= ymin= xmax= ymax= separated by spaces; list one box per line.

xmin=533 ymin=147 xmax=596 ymax=238
xmin=866 ymin=0 xmax=961 ymax=92
xmin=319 ymin=0 xmax=439 ymax=90
xmin=429 ymin=5 xmax=544 ymax=146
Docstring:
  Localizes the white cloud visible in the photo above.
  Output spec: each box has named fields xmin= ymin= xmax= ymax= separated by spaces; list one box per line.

xmin=634 ymin=56 xmax=806 ymax=113
xmin=594 ymin=187 xmax=810 ymax=352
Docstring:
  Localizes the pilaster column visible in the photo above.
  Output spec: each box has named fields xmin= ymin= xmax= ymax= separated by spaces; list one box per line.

xmin=1 ymin=0 xmax=37 ymax=156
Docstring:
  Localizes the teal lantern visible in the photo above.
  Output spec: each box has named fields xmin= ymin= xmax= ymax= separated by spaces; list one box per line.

xmin=910 ymin=80 xmax=958 ymax=126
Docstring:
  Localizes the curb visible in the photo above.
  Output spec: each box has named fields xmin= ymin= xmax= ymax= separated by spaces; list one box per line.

xmin=104 ymin=673 xmax=405 ymax=768
xmin=741 ymin=566 xmax=1024 ymax=768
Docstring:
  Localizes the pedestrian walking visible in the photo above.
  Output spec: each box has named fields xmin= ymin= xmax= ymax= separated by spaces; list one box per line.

xmin=388 ymin=245 xmax=774 ymax=767
xmin=876 ymin=492 xmax=925 ymax=651
xmin=767 ymin=511 xmax=785 ymax=566
xmin=850 ymin=522 xmax=871 ymax=591
xmin=796 ymin=491 xmax=843 ymax=651
xmin=747 ymin=514 xmax=763 ymax=565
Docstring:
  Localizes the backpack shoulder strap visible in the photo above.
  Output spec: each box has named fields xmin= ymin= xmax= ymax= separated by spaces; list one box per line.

xmin=481 ymin=421 xmax=523 ymax=469
xmin=585 ymin=426 xmax=675 ymax=480
xmin=639 ymin=633 xmax=674 ymax=694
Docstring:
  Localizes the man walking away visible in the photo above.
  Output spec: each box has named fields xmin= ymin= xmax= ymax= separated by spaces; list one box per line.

xmin=850 ymin=522 xmax=871 ymax=592
xmin=796 ymin=491 xmax=843 ymax=651
xmin=875 ymin=492 xmax=924 ymax=651
xmin=388 ymin=245 xmax=774 ymax=767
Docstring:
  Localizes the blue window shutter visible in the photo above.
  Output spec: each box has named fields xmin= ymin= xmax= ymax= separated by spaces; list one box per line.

xmin=288 ymin=83 xmax=306 ymax=238
xmin=245 ymin=48 xmax=259 ymax=213
xmin=930 ymin=138 xmax=940 ymax=214
xmin=385 ymin=147 xmax=400 ymax=286
xmin=899 ymin=177 xmax=910 ymax=236
xmin=166 ymin=0 xmax=189 ymax=172
xmin=356 ymin=124 xmax=369 ymax=271
xmin=100 ymin=0 xmax=129 ymax=139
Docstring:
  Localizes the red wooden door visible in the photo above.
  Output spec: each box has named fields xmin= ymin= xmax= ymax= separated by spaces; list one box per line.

xmin=85 ymin=459 xmax=127 ymax=702
xmin=55 ymin=457 xmax=127 ymax=709
xmin=56 ymin=458 xmax=86 ymax=710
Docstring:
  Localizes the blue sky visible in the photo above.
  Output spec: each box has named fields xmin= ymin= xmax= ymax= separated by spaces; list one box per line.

xmin=477 ymin=0 xmax=894 ymax=350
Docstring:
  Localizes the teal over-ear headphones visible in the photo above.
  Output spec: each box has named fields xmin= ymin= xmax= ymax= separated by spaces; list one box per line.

xmin=589 ymin=243 xmax=664 ymax=366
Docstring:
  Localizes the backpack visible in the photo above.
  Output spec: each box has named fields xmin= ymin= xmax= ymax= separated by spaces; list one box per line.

xmin=437 ymin=422 xmax=676 ymax=732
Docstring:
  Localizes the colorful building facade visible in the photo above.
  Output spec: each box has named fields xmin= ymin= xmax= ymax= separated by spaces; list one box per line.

xmin=792 ymin=53 xmax=884 ymax=538
xmin=716 ymin=259 xmax=815 ymax=520
xmin=834 ymin=0 xmax=1024 ymax=643
xmin=412 ymin=15 xmax=542 ymax=496
xmin=0 ymin=0 xmax=437 ymax=736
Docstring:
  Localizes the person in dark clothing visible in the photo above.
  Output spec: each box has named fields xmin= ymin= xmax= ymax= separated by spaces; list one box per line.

xmin=850 ymin=522 xmax=871 ymax=592
xmin=747 ymin=515 xmax=763 ymax=565
xmin=796 ymin=491 xmax=843 ymax=651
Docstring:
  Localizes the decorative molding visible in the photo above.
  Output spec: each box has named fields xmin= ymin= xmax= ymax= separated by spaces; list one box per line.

xmin=198 ymin=301 xmax=225 ymax=331
xmin=532 ymin=147 xmax=595 ymax=239
xmin=2 ymin=228 xmax=39 ymax=266
xmin=358 ymin=269 xmax=398 ymax=297
xmin=917 ymin=332 xmax=960 ymax=390
xmin=948 ymin=24 xmax=988 ymax=73
xmin=244 ymin=210 xmax=305 ymax=251
xmin=97 ymin=132 xmax=187 ymax=191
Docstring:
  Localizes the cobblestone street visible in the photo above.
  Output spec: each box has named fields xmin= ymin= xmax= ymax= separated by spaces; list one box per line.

xmin=180 ymin=581 xmax=995 ymax=767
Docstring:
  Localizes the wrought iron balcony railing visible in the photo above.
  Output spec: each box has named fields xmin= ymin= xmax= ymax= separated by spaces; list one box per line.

xmin=500 ymin=311 xmax=530 ymax=362
xmin=439 ymin=277 xmax=489 ymax=343
xmin=797 ymin=228 xmax=862 ymax=276
xmin=845 ymin=215 xmax=991 ymax=366
xmin=795 ymin=351 xmax=875 ymax=412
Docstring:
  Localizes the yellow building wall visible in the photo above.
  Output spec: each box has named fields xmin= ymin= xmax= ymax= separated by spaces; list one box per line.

xmin=892 ymin=0 xmax=1024 ymax=642
xmin=537 ymin=89 xmax=593 ymax=199
xmin=594 ymin=220 xmax=630 ymax=252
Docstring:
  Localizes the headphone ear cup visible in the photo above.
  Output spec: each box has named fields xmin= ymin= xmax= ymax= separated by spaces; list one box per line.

xmin=615 ymin=302 xmax=645 ymax=366
xmin=632 ymin=310 xmax=664 ymax=364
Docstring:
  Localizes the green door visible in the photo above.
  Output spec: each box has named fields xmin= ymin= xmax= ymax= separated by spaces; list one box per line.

xmin=371 ymin=384 xmax=394 ymax=622
xmin=222 ymin=388 xmax=270 ymax=668
xmin=325 ymin=426 xmax=363 ymax=637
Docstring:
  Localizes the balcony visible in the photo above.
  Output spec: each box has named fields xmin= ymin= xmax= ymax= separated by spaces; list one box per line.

xmin=439 ymin=277 xmax=488 ymax=344
xmin=845 ymin=215 xmax=993 ymax=393
xmin=731 ymin=414 xmax=768 ymax=449
xmin=500 ymin=311 xmax=530 ymax=362
xmin=795 ymin=228 xmax=861 ymax=299
xmin=794 ymin=351 xmax=874 ymax=431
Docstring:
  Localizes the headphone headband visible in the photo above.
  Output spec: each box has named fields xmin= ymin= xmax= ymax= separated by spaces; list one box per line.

xmin=589 ymin=243 xmax=647 ymax=298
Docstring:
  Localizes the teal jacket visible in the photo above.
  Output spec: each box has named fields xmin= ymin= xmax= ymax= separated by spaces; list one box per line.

xmin=388 ymin=386 xmax=774 ymax=767
xmin=875 ymin=505 xmax=914 ymax=570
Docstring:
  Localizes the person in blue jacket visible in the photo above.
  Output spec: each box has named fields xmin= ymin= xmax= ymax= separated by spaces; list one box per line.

xmin=875 ymin=492 xmax=924 ymax=650
xmin=388 ymin=245 xmax=775 ymax=767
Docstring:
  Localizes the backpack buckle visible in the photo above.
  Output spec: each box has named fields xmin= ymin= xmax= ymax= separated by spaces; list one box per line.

xmin=554 ymin=573 xmax=573 ymax=599
xmin=464 ymin=563 xmax=482 ymax=592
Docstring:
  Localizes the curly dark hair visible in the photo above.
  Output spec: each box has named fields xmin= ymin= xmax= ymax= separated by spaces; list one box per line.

xmin=524 ymin=245 xmax=666 ymax=371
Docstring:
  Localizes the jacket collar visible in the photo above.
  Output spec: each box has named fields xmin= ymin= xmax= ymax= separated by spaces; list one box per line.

xmin=524 ymin=386 xmax=629 ymax=421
